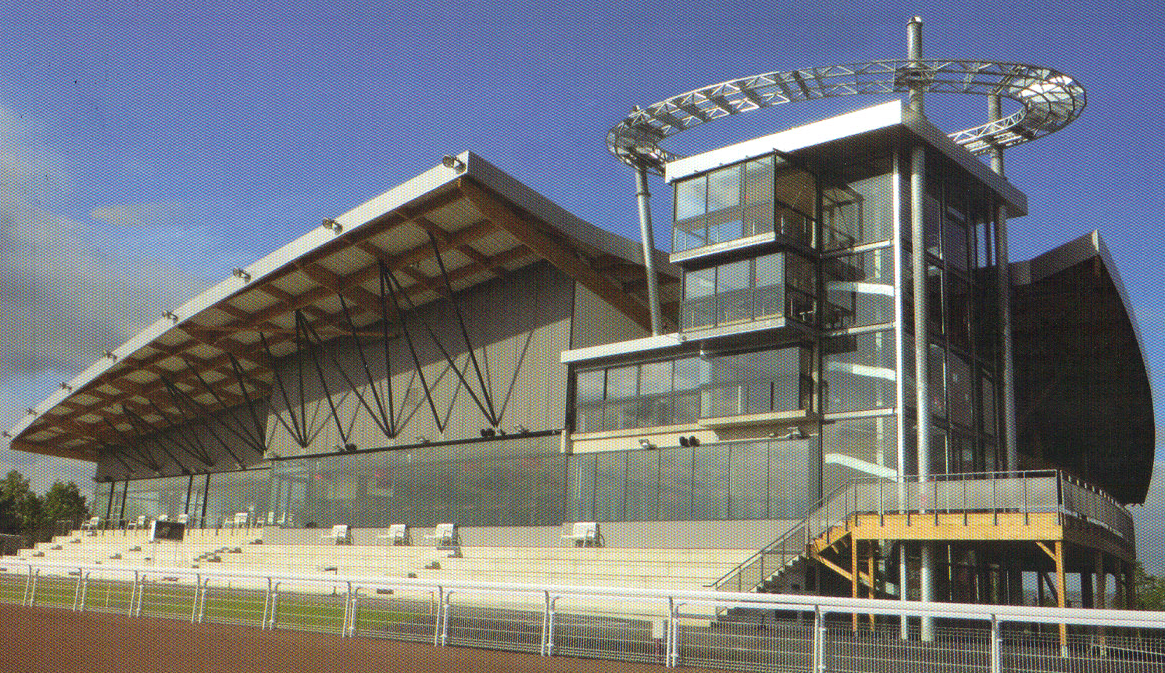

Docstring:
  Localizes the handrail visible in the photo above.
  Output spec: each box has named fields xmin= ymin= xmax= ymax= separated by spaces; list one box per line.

xmin=711 ymin=470 xmax=1134 ymax=594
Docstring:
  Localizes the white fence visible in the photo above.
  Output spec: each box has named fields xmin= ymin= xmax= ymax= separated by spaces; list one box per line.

xmin=6 ymin=560 xmax=1165 ymax=672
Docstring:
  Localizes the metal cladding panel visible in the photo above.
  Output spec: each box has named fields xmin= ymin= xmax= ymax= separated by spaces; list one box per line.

xmin=1010 ymin=232 xmax=1154 ymax=504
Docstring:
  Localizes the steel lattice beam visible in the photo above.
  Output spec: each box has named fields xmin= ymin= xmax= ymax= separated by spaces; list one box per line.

xmin=607 ymin=59 xmax=1085 ymax=174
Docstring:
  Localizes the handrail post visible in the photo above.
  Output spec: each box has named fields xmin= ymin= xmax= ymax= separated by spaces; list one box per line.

xmin=990 ymin=615 xmax=1002 ymax=673
xmin=813 ymin=606 xmax=826 ymax=673
xmin=540 ymin=591 xmax=551 ymax=656
xmin=1023 ymin=475 xmax=1029 ymax=525
xmin=668 ymin=597 xmax=679 ymax=668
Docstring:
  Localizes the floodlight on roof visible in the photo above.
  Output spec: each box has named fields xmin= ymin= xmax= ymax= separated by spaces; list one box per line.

xmin=162 ymin=311 xmax=178 ymax=323
xmin=104 ymin=350 xmax=117 ymax=360
xmin=638 ymin=438 xmax=656 ymax=449
xmin=60 ymin=383 xmax=72 ymax=392
xmin=233 ymin=268 xmax=252 ymax=282
xmin=26 ymin=408 xmax=36 ymax=416
xmin=322 ymin=218 xmax=343 ymax=233
xmin=442 ymin=155 xmax=466 ymax=172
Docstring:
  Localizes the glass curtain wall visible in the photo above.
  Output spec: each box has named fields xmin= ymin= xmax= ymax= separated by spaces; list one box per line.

xmin=820 ymin=154 xmax=900 ymax=494
xmin=905 ymin=151 xmax=1000 ymax=478
xmin=568 ymin=439 xmax=814 ymax=523
xmin=268 ymin=434 xmax=565 ymax=529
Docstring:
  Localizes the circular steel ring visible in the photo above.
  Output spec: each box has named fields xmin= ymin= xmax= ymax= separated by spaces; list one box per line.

xmin=607 ymin=59 xmax=1085 ymax=174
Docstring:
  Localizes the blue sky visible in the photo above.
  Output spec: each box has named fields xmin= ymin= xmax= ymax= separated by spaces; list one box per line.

xmin=1 ymin=0 xmax=1163 ymax=561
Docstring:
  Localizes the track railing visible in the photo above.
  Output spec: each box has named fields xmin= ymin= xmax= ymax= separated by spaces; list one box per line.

xmin=6 ymin=559 xmax=1165 ymax=671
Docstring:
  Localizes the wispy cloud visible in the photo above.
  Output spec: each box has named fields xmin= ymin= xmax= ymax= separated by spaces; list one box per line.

xmin=0 ymin=104 xmax=211 ymax=495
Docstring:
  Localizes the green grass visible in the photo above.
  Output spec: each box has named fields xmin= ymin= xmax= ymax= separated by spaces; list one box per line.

xmin=0 ymin=574 xmax=410 ymax=632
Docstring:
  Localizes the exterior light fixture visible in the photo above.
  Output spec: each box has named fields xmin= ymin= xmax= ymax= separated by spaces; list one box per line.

xmin=416 ymin=436 xmax=430 ymax=444
xmin=26 ymin=408 xmax=37 ymax=416
xmin=480 ymin=428 xmax=496 ymax=438
xmin=233 ymin=268 xmax=252 ymax=282
xmin=162 ymin=311 xmax=178 ymax=322
xmin=345 ymin=443 xmax=357 ymax=453
xmin=679 ymin=436 xmax=689 ymax=447
xmin=104 ymin=350 xmax=118 ymax=360
xmin=442 ymin=155 xmax=466 ymax=172
xmin=322 ymin=218 xmax=343 ymax=233
xmin=638 ymin=439 xmax=656 ymax=449
xmin=510 ymin=425 xmax=528 ymax=435
xmin=60 ymin=383 xmax=72 ymax=392
xmin=1 ymin=431 xmax=10 ymax=438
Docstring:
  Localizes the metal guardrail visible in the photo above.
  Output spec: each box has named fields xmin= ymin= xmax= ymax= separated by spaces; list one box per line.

xmin=6 ymin=560 xmax=1165 ymax=672
xmin=713 ymin=471 xmax=1136 ymax=594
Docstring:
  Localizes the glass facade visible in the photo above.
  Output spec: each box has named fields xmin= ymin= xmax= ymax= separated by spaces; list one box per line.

xmin=681 ymin=252 xmax=817 ymax=330
xmin=267 ymin=434 xmax=565 ymax=529
xmin=673 ymin=156 xmax=815 ymax=253
xmin=574 ymin=345 xmax=812 ymax=432
xmin=568 ymin=439 xmax=814 ymax=523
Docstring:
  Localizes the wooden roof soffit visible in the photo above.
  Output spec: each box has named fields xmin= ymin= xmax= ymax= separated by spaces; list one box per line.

xmin=457 ymin=178 xmax=657 ymax=332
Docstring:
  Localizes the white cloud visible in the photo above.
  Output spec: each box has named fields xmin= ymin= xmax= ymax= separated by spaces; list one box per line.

xmin=91 ymin=201 xmax=181 ymax=229
xmin=0 ymin=104 xmax=208 ymax=499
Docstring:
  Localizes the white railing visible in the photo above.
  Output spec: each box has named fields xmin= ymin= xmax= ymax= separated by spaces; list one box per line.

xmin=6 ymin=560 xmax=1165 ymax=671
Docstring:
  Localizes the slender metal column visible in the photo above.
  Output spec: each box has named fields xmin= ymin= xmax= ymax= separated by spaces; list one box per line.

xmin=634 ymin=164 xmax=665 ymax=336
xmin=989 ymin=94 xmax=1019 ymax=474
xmin=908 ymin=15 xmax=935 ymax=642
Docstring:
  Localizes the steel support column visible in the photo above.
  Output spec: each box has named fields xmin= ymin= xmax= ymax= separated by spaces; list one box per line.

xmin=634 ymin=164 xmax=664 ymax=336
xmin=989 ymin=93 xmax=1019 ymax=475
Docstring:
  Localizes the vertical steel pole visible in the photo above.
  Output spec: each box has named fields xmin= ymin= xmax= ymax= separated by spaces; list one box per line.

xmin=635 ymin=164 xmax=665 ymax=336
xmin=908 ymin=15 xmax=936 ymax=642
xmin=989 ymin=94 xmax=1019 ymax=475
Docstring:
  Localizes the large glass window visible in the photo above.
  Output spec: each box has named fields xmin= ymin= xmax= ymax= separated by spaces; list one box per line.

xmin=567 ymin=440 xmax=812 ymax=523
xmin=824 ymin=247 xmax=894 ymax=329
xmin=271 ymin=434 xmax=564 ymax=529
xmin=574 ymin=357 xmax=706 ymax=433
xmin=823 ymin=416 xmax=897 ymax=495
xmin=702 ymin=346 xmax=812 ymax=419
xmin=673 ymin=155 xmax=815 ymax=253
xmin=824 ymin=330 xmax=896 ymax=413
xmin=680 ymin=252 xmax=817 ymax=331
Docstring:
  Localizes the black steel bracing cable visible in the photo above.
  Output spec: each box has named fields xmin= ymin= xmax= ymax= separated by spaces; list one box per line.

xmin=119 ymin=406 xmax=192 ymax=474
xmin=182 ymin=359 xmax=267 ymax=454
xmin=383 ymin=262 xmax=496 ymax=429
xmin=295 ymin=310 xmax=350 ymax=445
xmin=426 ymin=230 xmax=499 ymax=427
xmin=380 ymin=260 xmax=445 ymax=433
xmin=259 ymin=332 xmax=311 ymax=448
xmin=144 ymin=397 xmax=216 ymax=468
xmin=157 ymin=376 xmax=246 ymax=467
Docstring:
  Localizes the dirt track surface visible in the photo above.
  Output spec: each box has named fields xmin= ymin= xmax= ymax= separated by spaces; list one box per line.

xmin=0 ymin=603 xmax=724 ymax=673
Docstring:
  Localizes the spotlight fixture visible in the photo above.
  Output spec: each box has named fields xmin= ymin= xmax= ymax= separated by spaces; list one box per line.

xmin=60 ymin=382 xmax=72 ymax=392
xmin=162 ymin=311 xmax=178 ymax=322
xmin=1 ymin=431 xmax=10 ymax=438
xmin=416 ymin=436 xmax=430 ymax=444
xmin=480 ymin=428 xmax=496 ymax=438
xmin=510 ymin=425 xmax=529 ymax=435
xmin=441 ymin=155 xmax=466 ymax=172
xmin=104 ymin=350 xmax=118 ymax=360
xmin=679 ymin=436 xmax=689 ymax=447
xmin=688 ymin=436 xmax=700 ymax=447
xmin=322 ymin=218 xmax=343 ymax=233
xmin=776 ymin=428 xmax=806 ymax=440
xmin=26 ymin=408 xmax=36 ymax=416
xmin=345 ymin=443 xmax=357 ymax=453
xmin=638 ymin=438 xmax=656 ymax=449
xmin=233 ymin=268 xmax=252 ymax=282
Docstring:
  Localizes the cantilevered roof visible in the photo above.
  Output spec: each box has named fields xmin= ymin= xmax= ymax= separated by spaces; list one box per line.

xmin=7 ymin=152 xmax=677 ymax=463
xmin=1011 ymin=231 xmax=1155 ymax=504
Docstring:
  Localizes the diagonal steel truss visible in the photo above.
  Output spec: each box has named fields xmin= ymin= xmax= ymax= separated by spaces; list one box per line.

xmin=607 ymin=59 xmax=1086 ymax=174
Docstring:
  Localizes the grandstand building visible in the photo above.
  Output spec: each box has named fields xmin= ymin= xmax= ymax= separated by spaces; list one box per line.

xmin=6 ymin=100 xmax=1153 ymax=608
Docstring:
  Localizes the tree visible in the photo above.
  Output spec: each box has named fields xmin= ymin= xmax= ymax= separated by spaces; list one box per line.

xmin=42 ymin=481 xmax=88 ymax=528
xmin=1134 ymin=562 xmax=1165 ymax=611
xmin=0 ymin=470 xmax=41 ymax=531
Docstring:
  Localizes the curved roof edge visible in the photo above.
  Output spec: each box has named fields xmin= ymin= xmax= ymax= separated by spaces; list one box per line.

xmin=7 ymin=153 xmax=677 ymax=461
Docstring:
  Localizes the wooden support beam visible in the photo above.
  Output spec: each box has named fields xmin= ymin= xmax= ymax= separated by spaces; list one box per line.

xmin=459 ymin=178 xmax=657 ymax=332
xmin=1055 ymin=540 xmax=1067 ymax=652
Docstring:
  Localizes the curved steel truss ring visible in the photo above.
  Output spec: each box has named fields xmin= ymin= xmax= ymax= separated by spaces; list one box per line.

xmin=607 ymin=59 xmax=1085 ymax=174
